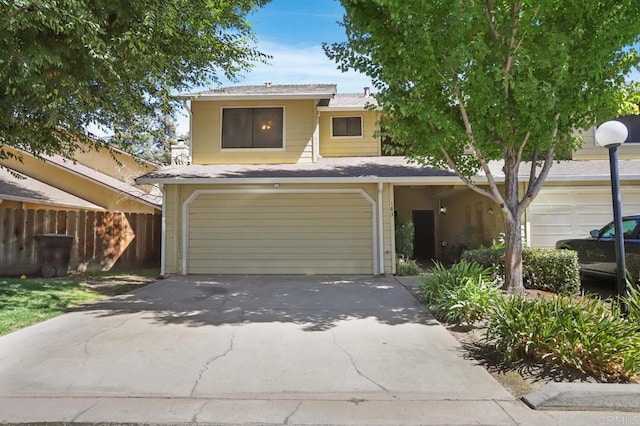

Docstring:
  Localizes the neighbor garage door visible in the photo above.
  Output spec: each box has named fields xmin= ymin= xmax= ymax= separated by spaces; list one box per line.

xmin=528 ymin=186 xmax=640 ymax=248
xmin=186 ymin=191 xmax=374 ymax=274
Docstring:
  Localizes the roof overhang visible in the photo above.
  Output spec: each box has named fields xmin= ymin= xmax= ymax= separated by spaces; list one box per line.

xmin=177 ymin=93 xmax=335 ymax=101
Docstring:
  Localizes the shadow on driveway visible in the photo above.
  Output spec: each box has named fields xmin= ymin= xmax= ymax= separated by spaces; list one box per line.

xmin=73 ymin=275 xmax=439 ymax=331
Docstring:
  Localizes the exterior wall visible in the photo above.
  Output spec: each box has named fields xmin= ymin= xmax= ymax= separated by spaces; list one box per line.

xmin=162 ymin=182 xmax=395 ymax=275
xmin=0 ymin=154 xmax=157 ymax=213
xmin=572 ymin=127 xmax=640 ymax=160
xmin=190 ymin=99 xmax=316 ymax=164
xmin=319 ymin=110 xmax=380 ymax=157
xmin=72 ymin=142 xmax=155 ymax=181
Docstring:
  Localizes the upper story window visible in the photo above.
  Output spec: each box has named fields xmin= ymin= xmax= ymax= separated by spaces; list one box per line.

xmin=221 ymin=107 xmax=284 ymax=149
xmin=332 ymin=116 xmax=363 ymax=138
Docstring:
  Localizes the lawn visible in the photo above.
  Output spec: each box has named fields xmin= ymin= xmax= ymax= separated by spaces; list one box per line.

xmin=0 ymin=270 xmax=158 ymax=336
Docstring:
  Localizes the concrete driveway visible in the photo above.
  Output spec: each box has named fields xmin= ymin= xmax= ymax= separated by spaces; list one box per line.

xmin=0 ymin=275 xmax=517 ymax=424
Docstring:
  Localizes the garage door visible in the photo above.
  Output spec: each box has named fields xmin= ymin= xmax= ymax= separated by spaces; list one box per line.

xmin=528 ymin=187 xmax=640 ymax=248
xmin=186 ymin=191 xmax=375 ymax=274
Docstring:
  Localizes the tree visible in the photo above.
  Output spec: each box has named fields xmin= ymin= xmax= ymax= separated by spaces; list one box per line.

xmin=325 ymin=0 xmax=640 ymax=293
xmin=109 ymin=115 xmax=181 ymax=165
xmin=0 ymin=0 xmax=268 ymax=160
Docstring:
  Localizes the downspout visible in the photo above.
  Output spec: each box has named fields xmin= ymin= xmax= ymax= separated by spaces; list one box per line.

xmin=377 ymin=182 xmax=385 ymax=275
xmin=182 ymin=100 xmax=193 ymax=164
xmin=160 ymin=183 xmax=166 ymax=277
xmin=312 ymin=109 xmax=321 ymax=162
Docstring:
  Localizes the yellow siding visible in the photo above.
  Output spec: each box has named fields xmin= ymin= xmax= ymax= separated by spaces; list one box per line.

xmin=191 ymin=99 xmax=316 ymax=164
xmin=319 ymin=110 xmax=380 ymax=157
xmin=0 ymin=151 xmax=156 ymax=213
xmin=572 ymin=127 xmax=640 ymax=160
xmin=188 ymin=192 xmax=373 ymax=274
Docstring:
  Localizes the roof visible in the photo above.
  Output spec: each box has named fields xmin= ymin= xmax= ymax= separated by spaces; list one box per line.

xmin=322 ymin=93 xmax=379 ymax=110
xmin=136 ymin=157 xmax=640 ymax=185
xmin=42 ymin=153 xmax=162 ymax=208
xmin=0 ymin=168 xmax=104 ymax=210
xmin=178 ymin=84 xmax=337 ymax=100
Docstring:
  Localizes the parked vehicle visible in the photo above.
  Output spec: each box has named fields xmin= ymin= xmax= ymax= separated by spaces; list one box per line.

xmin=555 ymin=215 xmax=640 ymax=281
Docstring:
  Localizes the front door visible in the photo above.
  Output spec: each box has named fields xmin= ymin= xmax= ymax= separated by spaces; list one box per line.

xmin=412 ymin=210 xmax=436 ymax=261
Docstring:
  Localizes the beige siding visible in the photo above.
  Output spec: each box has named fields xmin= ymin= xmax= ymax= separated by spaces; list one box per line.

xmin=186 ymin=191 xmax=374 ymax=274
xmin=382 ymin=184 xmax=394 ymax=274
xmin=528 ymin=185 xmax=640 ymax=248
xmin=572 ymin=127 xmax=640 ymax=160
xmin=191 ymin=99 xmax=316 ymax=164
xmin=319 ymin=110 xmax=380 ymax=157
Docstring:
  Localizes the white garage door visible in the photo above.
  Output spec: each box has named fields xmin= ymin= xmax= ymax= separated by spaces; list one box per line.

xmin=528 ymin=187 xmax=640 ymax=248
xmin=186 ymin=191 xmax=375 ymax=274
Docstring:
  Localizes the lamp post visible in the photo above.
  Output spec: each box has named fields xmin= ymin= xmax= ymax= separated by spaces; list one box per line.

xmin=595 ymin=120 xmax=629 ymax=315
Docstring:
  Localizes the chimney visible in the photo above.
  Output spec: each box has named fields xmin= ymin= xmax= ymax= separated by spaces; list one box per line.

xmin=364 ymin=86 xmax=371 ymax=97
xmin=264 ymin=81 xmax=272 ymax=88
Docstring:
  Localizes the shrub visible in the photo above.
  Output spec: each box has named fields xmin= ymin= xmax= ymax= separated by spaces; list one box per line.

xmin=462 ymin=247 xmax=580 ymax=294
xmin=394 ymin=216 xmax=414 ymax=259
xmin=620 ymin=280 xmax=640 ymax=324
xmin=422 ymin=260 xmax=499 ymax=324
xmin=487 ymin=295 xmax=640 ymax=382
xmin=396 ymin=258 xmax=423 ymax=276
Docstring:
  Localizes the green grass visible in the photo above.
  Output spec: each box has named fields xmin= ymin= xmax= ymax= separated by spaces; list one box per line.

xmin=0 ymin=278 xmax=101 ymax=336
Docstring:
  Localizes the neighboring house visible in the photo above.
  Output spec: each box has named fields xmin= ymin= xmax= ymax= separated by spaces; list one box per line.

xmin=137 ymin=83 xmax=640 ymax=276
xmin=0 ymin=142 xmax=161 ymax=213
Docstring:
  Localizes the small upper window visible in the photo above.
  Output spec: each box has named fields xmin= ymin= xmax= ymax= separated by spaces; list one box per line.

xmin=332 ymin=116 xmax=362 ymax=138
xmin=222 ymin=107 xmax=284 ymax=149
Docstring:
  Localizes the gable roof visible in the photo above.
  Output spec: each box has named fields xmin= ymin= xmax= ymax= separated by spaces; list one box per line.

xmin=0 ymin=168 xmax=104 ymax=210
xmin=137 ymin=156 xmax=640 ymax=185
xmin=322 ymin=93 xmax=379 ymax=110
xmin=178 ymin=84 xmax=337 ymax=100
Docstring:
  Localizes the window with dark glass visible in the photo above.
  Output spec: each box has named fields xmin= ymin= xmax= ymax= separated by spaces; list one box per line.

xmin=332 ymin=116 xmax=362 ymax=137
xmin=222 ymin=107 xmax=283 ymax=148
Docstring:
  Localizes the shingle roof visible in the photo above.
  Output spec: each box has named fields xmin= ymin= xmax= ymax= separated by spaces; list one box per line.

xmin=137 ymin=157 xmax=640 ymax=184
xmin=327 ymin=93 xmax=379 ymax=109
xmin=179 ymin=84 xmax=337 ymax=99
xmin=0 ymin=168 xmax=104 ymax=210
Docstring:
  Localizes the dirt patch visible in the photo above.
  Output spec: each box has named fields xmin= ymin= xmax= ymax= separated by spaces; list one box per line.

xmin=70 ymin=272 xmax=158 ymax=297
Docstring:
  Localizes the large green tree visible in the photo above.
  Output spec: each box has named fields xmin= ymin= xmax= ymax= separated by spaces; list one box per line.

xmin=325 ymin=0 xmax=640 ymax=293
xmin=0 ymin=0 xmax=268 ymax=159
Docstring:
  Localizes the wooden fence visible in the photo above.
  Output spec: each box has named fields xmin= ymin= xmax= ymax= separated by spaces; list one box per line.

xmin=0 ymin=208 xmax=161 ymax=276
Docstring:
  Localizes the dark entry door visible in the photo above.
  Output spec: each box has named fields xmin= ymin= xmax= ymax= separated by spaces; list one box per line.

xmin=413 ymin=210 xmax=436 ymax=260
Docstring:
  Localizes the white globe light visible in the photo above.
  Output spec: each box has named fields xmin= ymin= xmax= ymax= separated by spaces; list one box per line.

xmin=595 ymin=120 xmax=628 ymax=147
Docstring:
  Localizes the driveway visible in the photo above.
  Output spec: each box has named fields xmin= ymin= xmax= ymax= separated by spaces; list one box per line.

xmin=0 ymin=275 xmax=514 ymax=423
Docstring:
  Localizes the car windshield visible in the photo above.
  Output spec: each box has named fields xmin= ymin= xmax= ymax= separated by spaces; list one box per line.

xmin=600 ymin=218 xmax=640 ymax=238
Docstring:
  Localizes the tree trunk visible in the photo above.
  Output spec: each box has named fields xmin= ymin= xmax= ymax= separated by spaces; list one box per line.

xmin=502 ymin=147 xmax=526 ymax=294
xmin=503 ymin=214 xmax=525 ymax=294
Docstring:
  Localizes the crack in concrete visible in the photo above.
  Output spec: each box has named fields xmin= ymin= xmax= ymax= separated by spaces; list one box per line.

xmin=190 ymin=326 xmax=240 ymax=397
xmin=69 ymin=399 xmax=101 ymax=422
xmin=283 ymin=401 xmax=303 ymax=424
xmin=191 ymin=399 xmax=209 ymax=423
xmin=331 ymin=330 xmax=396 ymax=398
xmin=66 ymin=313 xmax=142 ymax=393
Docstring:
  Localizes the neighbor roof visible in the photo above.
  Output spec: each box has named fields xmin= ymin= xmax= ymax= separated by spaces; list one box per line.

xmin=137 ymin=157 xmax=640 ymax=185
xmin=178 ymin=84 xmax=337 ymax=100
xmin=0 ymin=168 xmax=104 ymax=210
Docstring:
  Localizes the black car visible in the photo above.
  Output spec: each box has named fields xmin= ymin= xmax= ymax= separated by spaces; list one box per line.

xmin=555 ymin=215 xmax=640 ymax=281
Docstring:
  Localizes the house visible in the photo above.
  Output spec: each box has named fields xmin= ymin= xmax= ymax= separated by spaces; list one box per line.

xmin=137 ymin=83 xmax=640 ymax=276
xmin=0 ymin=142 xmax=162 ymax=275
xmin=0 ymin=142 xmax=161 ymax=213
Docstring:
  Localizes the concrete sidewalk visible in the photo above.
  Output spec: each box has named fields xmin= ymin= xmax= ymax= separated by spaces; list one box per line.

xmin=0 ymin=275 xmax=637 ymax=425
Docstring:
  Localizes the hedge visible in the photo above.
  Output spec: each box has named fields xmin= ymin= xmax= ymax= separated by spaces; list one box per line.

xmin=462 ymin=247 xmax=580 ymax=294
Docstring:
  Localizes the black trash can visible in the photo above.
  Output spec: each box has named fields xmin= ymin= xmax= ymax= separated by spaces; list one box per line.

xmin=34 ymin=234 xmax=74 ymax=278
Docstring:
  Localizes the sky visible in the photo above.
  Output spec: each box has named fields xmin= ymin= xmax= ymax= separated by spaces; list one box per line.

xmin=173 ymin=0 xmax=371 ymax=134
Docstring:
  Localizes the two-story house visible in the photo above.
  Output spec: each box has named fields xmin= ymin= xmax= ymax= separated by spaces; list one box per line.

xmin=138 ymin=83 xmax=640 ymax=276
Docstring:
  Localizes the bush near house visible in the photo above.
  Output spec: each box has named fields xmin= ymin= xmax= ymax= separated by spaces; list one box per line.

xmin=394 ymin=216 xmax=414 ymax=259
xmin=487 ymin=293 xmax=640 ymax=382
xmin=421 ymin=260 xmax=501 ymax=323
xmin=395 ymin=258 xmax=424 ymax=276
xmin=462 ymin=247 xmax=580 ymax=294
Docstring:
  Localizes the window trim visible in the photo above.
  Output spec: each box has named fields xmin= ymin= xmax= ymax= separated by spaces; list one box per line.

xmin=330 ymin=115 xmax=364 ymax=139
xmin=219 ymin=105 xmax=286 ymax=151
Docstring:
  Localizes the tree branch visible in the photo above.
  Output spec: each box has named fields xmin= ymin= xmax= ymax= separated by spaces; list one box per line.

xmin=485 ymin=0 xmax=501 ymax=41
xmin=504 ymin=2 xmax=522 ymax=98
xmin=527 ymin=148 xmax=538 ymax=194
xmin=516 ymin=130 xmax=531 ymax=164
xmin=440 ymin=146 xmax=501 ymax=203
xmin=453 ymin=83 xmax=507 ymax=213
